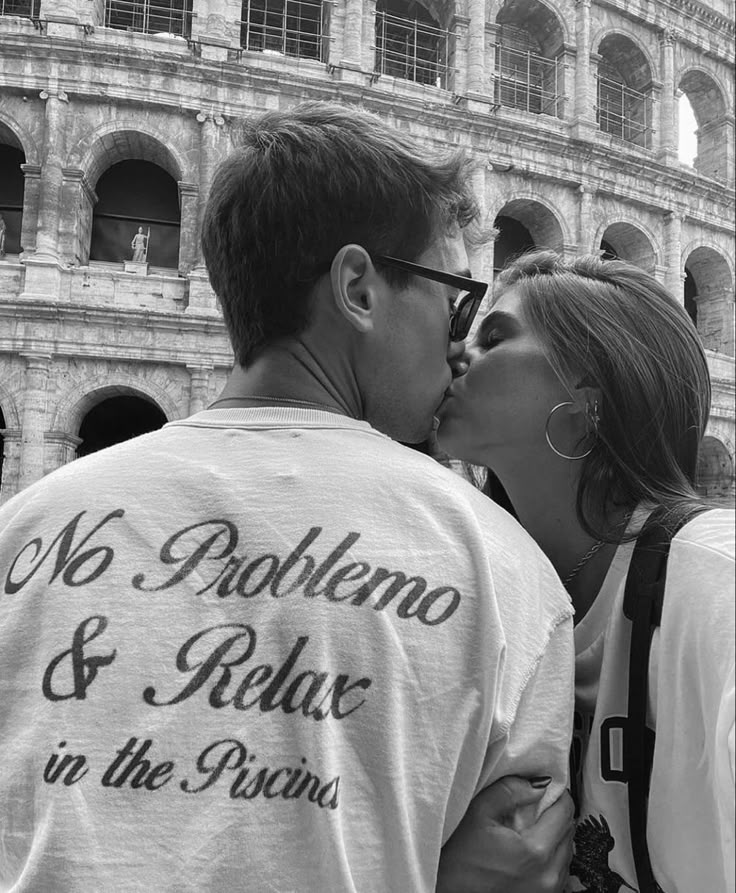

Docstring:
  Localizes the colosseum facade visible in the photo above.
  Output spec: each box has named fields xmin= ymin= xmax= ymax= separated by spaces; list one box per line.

xmin=0 ymin=0 xmax=733 ymax=501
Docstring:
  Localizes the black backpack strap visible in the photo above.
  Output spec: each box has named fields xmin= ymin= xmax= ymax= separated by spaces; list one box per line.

xmin=622 ymin=504 xmax=711 ymax=893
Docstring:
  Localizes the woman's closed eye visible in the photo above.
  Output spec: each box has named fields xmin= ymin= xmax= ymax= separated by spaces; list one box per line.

xmin=482 ymin=328 xmax=503 ymax=348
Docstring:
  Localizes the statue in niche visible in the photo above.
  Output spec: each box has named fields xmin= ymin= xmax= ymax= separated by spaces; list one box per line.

xmin=130 ymin=226 xmax=149 ymax=262
xmin=0 ymin=214 xmax=6 ymax=257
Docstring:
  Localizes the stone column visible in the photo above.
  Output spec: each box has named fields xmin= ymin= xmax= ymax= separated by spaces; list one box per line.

xmin=44 ymin=430 xmax=82 ymax=473
xmin=17 ymin=354 xmax=51 ymax=492
xmin=191 ymin=0 xmax=232 ymax=61
xmin=658 ymin=29 xmax=678 ymax=163
xmin=41 ymin=0 xmax=84 ymax=39
xmin=572 ymin=0 xmax=597 ymax=139
xmin=450 ymin=15 xmax=470 ymax=96
xmin=362 ymin=0 xmax=378 ymax=74
xmin=21 ymin=90 xmax=69 ymax=298
xmin=193 ymin=112 xmax=222 ymax=269
xmin=466 ymin=0 xmax=486 ymax=97
xmin=487 ymin=23 xmax=499 ymax=107
xmin=557 ymin=45 xmax=577 ymax=120
xmin=188 ymin=366 xmax=214 ymax=414
xmin=696 ymin=115 xmax=735 ymax=184
xmin=340 ymin=0 xmax=364 ymax=70
xmin=188 ymin=112 xmax=223 ymax=314
xmin=35 ymin=90 xmax=68 ymax=261
xmin=177 ymin=182 xmax=200 ymax=275
xmin=577 ymin=185 xmax=594 ymax=253
xmin=663 ymin=211 xmax=684 ymax=302
xmin=19 ymin=163 xmax=41 ymax=256
xmin=0 ymin=427 xmax=22 ymax=505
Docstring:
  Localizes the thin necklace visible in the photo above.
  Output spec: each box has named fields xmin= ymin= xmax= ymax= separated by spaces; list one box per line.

xmin=563 ymin=539 xmax=606 ymax=588
xmin=207 ymin=395 xmax=344 ymax=414
xmin=562 ymin=510 xmax=634 ymax=589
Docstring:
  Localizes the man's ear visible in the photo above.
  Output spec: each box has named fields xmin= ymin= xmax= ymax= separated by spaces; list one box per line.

xmin=329 ymin=244 xmax=382 ymax=334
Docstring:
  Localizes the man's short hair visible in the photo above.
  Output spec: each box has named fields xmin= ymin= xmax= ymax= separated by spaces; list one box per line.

xmin=202 ymin=101 xmax=479 ymax=366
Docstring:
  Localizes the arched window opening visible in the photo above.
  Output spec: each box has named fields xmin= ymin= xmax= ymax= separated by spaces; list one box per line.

xmin=493 ymin=199 xmax=564 ymax=272
xmin=240 ymin=0 xmax=326 ymax=60
xmin=76 ymin=395 xmax=167 ymax=459
xmin=599 ymin=223 xmax=655 ymax=273
xmin=696 ymin=436 xmax=734 ymax=501
xmin=597 ymin=36 xmax=652 ymax=148
xmin=678 ymin=93 xmax=698 ymax=167
xmin=103 ymin=0 xmax=193 ymax=37
xmin=684 ymin=267 xmax=697 ymax=327
xmin=683 ymin=246 xmax=734 ymax=355
xmin=0 ymin=143 xmax=25 ymax=257
xmin=0 ymin=0 xmax=40 ymax=17
xmin=678 ymin=70 xmax=729 ymax=181
xmin=493 ymin=215 xmax=535 ymax=272
xmin=90 ymin=160 xmax=180 ymax=268
xmin=375 ymin=0 xmax=449 ymax=89
xmin=494 ymin=1 xmax=565 ymax=118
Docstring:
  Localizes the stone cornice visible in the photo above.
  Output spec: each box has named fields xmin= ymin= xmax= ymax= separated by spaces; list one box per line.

xmin=0 ymin=301 xmax=233 ymax=368
xmin=594 ymin=0 xmax=735 ymax=62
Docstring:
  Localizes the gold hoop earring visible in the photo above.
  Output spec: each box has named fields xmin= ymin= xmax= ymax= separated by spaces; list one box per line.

xmin=545 ymin=401 xmax=594 ymax=461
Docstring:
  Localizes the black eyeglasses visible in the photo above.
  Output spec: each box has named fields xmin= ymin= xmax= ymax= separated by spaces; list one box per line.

xmin=373 ymin=255 xmax=488 ymax=342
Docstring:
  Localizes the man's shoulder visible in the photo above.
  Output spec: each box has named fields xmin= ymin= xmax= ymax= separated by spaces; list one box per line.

xmin=0 ymin=430 xmax=168 ymax=527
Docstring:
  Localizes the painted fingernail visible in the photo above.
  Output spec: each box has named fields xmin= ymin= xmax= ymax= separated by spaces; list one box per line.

xmin=529 ymin=775 xmax=552 ymax=788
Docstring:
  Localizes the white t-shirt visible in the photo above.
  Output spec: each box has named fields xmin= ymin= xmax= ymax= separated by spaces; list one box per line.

xmin=0 ymin=408 xmax=574 ymax=893
xmin=569 ymin=508 xmax=735 ymax=893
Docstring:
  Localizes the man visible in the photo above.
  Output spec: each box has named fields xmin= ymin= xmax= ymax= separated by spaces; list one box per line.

xmin=0 ymin=102 xmax=573 ymax=891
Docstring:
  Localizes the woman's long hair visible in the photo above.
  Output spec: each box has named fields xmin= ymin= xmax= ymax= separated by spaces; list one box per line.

xmin=488 ymin=250 xmax=712 ymax=541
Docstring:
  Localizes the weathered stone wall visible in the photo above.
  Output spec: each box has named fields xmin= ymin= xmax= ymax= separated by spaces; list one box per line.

xmin=0 ymin=0 xmax=733 ymax=501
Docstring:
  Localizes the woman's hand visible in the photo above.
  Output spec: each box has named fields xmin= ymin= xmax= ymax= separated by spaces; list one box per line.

xmin=436 ymin=776 xmax=575 ymax=893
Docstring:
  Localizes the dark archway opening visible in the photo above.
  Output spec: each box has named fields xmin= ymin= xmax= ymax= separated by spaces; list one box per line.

xmin=77 ymin=395 xmax=167 ymax=458
xmin=493 ymin=215 xmax=535 ymax=272
xmin=600 ymin=239 xmax=617 ymax=260
xmin=0 ymin=144 xmax=25 ymax=256
xmin=90 ymin=159 xmax=180 ymax=267
xmin=684 ymin=267 xmax=697 ymax=326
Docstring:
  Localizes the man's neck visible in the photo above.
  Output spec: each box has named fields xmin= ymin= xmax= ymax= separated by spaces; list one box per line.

xmin=214 ymin=346 xmax=358 ymax=419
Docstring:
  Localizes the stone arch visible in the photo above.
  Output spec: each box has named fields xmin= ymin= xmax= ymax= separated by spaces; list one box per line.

xmin=683 ymin=244 xmax=734 ymax=354
xmin=69 ymin=121 xmax=188 ymax=188
xmin=493 ymin=194 xmax=569 ymax=247
xmin=696 ymin=435 xmax=734 ymax=499
xmin=68 ymin=124 xmax=188 ymax=268
xmin=493 ymin=0 xmax=568 ymax=117
xmin=0 ymin=114 xmax=31 ymax=257
xmin=52 ymin=377 xmax=182 ymax=436
xmin=683 ymin=244 xmax=733 ymax=296
xmin=491 ymin=194 xmax=567 ymax=272
xmin=374 ymin=0 xmax=452 ymax=87
xmin=0 ymin=382 xmax=21 ymax=430
xmin=593 ymin=30 xmax=655 ymax=148
xmin=495 ymin=0 xmax=569 ymax=49
xmin=677 ymin=67 xmax=731 ymax=181
xmin=678 ymin=67 xmax=728 ymax=123
xmin=597 ymin=219 xmax=659 ymax=272
xmin=0 ymin=111 xmax=40 ymax=165
xmin=592 ymin=29 xmax=657 ymax=85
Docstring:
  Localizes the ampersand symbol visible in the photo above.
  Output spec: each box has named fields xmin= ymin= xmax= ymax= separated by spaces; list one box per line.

xmin=42 ymin=615 xmax=117 ymax=701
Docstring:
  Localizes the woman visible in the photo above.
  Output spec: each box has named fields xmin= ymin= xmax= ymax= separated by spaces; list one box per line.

xmin=436 ymin=250 xmax=735 ymax=893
